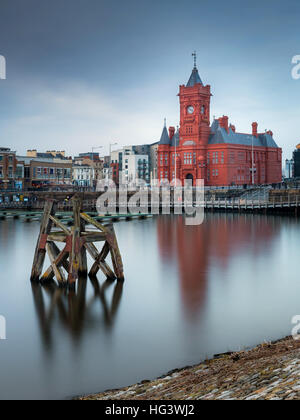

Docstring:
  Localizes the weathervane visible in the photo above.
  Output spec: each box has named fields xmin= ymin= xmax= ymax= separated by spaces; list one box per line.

xmin=192 ymin=51 xmax=197 ymax=68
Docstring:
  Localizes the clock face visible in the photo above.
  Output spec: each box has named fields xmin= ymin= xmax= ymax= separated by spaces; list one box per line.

xmin=187 ymin=106 xmax=194 ymax=114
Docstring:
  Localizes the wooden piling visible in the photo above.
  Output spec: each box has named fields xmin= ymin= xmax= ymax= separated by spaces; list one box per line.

xmin=31 ymin=195 xmax=125 ymax=288
xmin=30 ymin=200 xmax=57 ymax=282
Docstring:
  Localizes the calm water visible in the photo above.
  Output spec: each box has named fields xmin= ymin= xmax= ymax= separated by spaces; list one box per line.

xmin=0 ymin=213 xmax=299 ymax=399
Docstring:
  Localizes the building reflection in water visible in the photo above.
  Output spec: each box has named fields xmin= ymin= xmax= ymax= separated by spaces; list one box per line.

xmin=31 ymin=277 xmax=123 ymax=351
xmin=157 ymin=214 xmax=280 ymax=319
xmin=157 ymin=215 xmax=210 ymax=319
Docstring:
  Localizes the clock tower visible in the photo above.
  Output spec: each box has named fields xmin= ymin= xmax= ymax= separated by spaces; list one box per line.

xmin=157 ymin=53 xmax=282 ymax=187
xmin=178 ymin=54 xmax=212 ymax=181
xmin=179 ymin=77 xmax=211 ymax=147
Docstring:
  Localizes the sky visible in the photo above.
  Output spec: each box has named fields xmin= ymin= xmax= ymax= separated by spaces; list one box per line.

xmin=0 ymin=0 xmax=299 ymax=161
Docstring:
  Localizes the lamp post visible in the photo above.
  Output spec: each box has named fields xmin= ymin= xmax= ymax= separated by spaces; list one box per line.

xmin=92 ymin=146 xmax=103 ymax=161
xmin=109 ymin=142 xmax=118 ymax=159
xmin=175 ymin=126 xmax=178 ymax=186
xmin=109 ymin=142 xmax=118 ymax=183
xmin=251 ymin=136 xmax=255 ymax=185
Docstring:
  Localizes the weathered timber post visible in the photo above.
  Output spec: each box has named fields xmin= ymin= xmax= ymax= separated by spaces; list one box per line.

xmin=80 ymin=212 xmax=124 ymax=281
xmin=31 ymin=195 xmax=124 ymax=288
xmin=68 ymin=196 xmax=86 ymax=287
xmin=106 ymin=224 xmax=124 ymax=280
xmin=80 ymin=215 xmax=87 ymax=276
xmin=31 ymin=200 xmax=57 ymax=282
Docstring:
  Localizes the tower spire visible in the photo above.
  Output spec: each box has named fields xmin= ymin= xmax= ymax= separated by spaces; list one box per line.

xmin=192 ymin=51 xmax=197 ymax=69
xmin=186 ymin=51 xmax=203 ymax=87
xmin=159 ymin=119 xmax=171 ymax=145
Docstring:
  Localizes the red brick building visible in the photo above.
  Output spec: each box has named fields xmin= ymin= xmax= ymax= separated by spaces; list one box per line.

xmin=158 ymin=61 xmax=282 ymax=186
xmin=111 ymin=162 xmax=120 ymax=186
xmin=0 ymin=147 xmax=18 ymax=190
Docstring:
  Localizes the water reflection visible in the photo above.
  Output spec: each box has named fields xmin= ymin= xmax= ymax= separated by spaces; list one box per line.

xmin=157 ymin=215 xmax=209 ymax=318
xmin=31 ymin=277 xmax=123 ymax=351
xmin=2 ymin=215 xmax=299 ymax=399
xmin=157 ymin=214 xmax=280 ymax=318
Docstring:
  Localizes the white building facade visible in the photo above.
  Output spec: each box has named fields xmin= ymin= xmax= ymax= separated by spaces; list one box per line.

xmin=73 ymin=164 xmax=95 ymax=188
xmin=122 ymin=154 xmax=149 ymax=186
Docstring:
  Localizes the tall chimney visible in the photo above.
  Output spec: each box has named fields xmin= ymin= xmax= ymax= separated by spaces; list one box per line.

xmin=219 ymin=116 xmax=229 ymax=133
xmin=252 ymin=122 xmax=258 ymax=137
xmin=27 ymin=150 xmax=37 ymax=158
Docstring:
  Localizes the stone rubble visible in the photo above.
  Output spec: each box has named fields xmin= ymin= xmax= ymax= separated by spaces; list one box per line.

xmin=80 ymin=336 xmax=300 ymax=401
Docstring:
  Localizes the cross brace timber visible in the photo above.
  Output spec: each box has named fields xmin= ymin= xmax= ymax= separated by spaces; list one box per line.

xmin=30 ymin=196 xmax=124 ymax=288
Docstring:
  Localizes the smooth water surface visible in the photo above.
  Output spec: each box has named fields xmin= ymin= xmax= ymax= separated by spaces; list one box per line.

xmin=0 ymin=213 xmax=299 ymax=399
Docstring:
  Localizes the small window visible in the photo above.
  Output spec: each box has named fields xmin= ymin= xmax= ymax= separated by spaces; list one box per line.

xmin=221 ymin=152 xmax=224 ymax=164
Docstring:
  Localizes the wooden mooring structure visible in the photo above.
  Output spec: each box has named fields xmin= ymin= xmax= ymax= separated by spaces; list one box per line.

xmin=0 ymin=210 xmax=151 ymax=223
xmin=30 ymin=196 xmax=124 ymax=289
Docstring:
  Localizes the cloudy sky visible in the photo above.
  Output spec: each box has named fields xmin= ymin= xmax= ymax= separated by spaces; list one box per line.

xmin=0 ymin=0 xmax=299 ymax=160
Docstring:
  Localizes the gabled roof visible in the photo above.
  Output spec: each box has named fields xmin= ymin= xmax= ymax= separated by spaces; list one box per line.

xmin=209 ymin=120 xmax=279 ymax=148
xmin=186 ymin=67 xmax=203 ymax=87
xmin=159 ymin=125 xmax=171 ymax=145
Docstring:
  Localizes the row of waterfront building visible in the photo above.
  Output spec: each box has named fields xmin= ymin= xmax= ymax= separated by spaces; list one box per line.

xmin=0 ymin=145 xmax=160 ymax=191
xmin=0 ymin=139 xmax=298 ymax=191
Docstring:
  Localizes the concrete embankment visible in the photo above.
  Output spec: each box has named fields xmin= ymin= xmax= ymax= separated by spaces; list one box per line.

xmin=79 ymin=336 xmax=300 ymax=401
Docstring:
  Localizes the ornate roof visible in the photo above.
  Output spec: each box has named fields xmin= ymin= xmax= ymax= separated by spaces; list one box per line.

xmin=186 ymin=67 xmax=203 ymax=87
xmin=209 ymin=120 xmax=279 ymax=148
xmin=159 ymin=124 xmax=171 ymax=145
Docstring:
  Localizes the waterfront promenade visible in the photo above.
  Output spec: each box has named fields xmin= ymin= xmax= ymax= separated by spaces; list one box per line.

xmin=1 ymin=187 xmax=300 ymax=216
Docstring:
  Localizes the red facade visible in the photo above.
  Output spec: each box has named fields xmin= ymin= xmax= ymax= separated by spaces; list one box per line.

xmin=158 ymin=64 xmax=282 ymax=186
xmin=111 ymin=162 xmax=119 ymax=186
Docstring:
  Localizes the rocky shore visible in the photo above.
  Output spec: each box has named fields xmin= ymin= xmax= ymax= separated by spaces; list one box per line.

xmin=80 ymin=336 xmax=300 ymax=401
